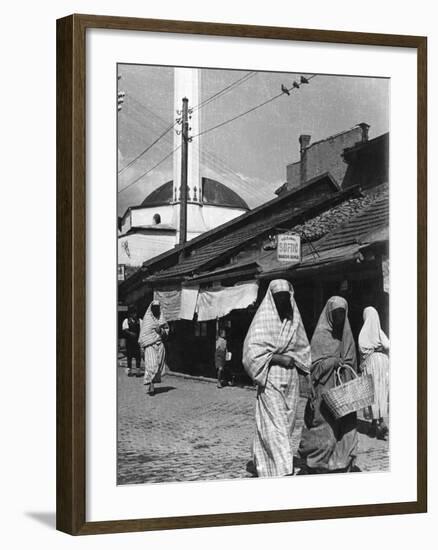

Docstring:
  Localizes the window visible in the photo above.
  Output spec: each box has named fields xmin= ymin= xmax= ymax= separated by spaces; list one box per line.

xmin=194 ymin=321 xmax=208 ymax=338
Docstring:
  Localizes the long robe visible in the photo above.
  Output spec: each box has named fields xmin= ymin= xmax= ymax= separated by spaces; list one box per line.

xmin=359 ymin=307 xmax=390 ymax=419
xmin=243 ymin=279 xmax=311 ymax=477
xmin=298 ymin=296 xmax=358 ymax=472
xmin=138 ymin=303 xmax=169 ymax=385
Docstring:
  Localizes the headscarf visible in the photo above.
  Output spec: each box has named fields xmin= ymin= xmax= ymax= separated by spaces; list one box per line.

xmin=138 ymin=300 xmax=167 ymax=348
xmin=242 ymin=279 xmax=311 ymax=387
xmin=270 ymin=279 xmax=290 ymax=293
xmin=358 ymin=306 xmax=389 ymax=360
xmin=310 ymin=296 xmax=357 ymax=383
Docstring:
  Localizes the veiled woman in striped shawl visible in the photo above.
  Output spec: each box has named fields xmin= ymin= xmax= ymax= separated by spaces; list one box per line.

xmin=298 ymin=296 xmax=359 ymax=473
xmin=243 ymin=279 xmax=311 ymax=477
xmin=138 ymin=300 xmax=169 ymax=396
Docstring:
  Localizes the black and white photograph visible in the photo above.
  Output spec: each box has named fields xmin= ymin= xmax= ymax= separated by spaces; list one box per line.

xmin=117 ymin=64 xmax=390 ymax=485
xmin=1 ymin=0 xmax=432 ymax=544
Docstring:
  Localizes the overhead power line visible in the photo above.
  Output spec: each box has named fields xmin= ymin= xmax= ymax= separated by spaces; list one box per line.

xmin=118 ymin=145 xmax=180 ymax=194
xmin=192 ymin=71 xmax=257 ymax=112
xmin=192 ymin=74 xmax=317 ymax=140
xmin=122 ymin=94 xmax=256 ymax=194
xmin=118 ymin=121 xmax=176 ymax=174
xmin=118 ymin=74 xmax=316 ymax=195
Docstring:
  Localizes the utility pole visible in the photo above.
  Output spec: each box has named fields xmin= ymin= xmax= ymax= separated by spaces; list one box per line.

xmin=179 ymin=97 xmax=189 ymax=246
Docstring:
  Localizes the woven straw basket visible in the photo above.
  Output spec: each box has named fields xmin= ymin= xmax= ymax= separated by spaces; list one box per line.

xmin=322 ymin=365 xmax=375 ymax=419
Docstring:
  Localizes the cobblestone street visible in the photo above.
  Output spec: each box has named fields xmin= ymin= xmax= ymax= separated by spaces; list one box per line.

xmin=117 ymin=367 xmax=389 ymax=485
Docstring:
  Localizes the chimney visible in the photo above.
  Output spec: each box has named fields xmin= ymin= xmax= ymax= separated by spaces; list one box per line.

xmin=357 ymin=123 xmax=370 ymax=143
xmin=299 ymin=134 xmax=311 ymax=185
xmin=299 ymin=134 xmax=311 ymax=157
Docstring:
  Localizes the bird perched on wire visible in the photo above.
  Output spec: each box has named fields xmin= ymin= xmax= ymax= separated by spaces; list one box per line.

xmin=293 ymin=81 xmax=300 ymax=89
xmin=281 ymin=84 xmax=290 ymax=96
xmin=300 ymin=75 xmax=309 ymax=84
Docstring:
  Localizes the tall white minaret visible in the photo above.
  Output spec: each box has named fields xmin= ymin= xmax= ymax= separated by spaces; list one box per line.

xmin=173 ymin=68 xmax=201 ymax=203
xmin=173 ymin=68 xmax=207 ymax=241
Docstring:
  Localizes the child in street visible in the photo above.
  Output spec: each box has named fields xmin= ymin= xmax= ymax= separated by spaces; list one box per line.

xmin=215 ymin=327 xmax=228 ymax=388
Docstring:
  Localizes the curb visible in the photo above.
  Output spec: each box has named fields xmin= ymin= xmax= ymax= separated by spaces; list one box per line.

xmin=165 ymin=371 xmax=256 ymax=391
xmin=118 ymin=361 xmax=256 ymax=391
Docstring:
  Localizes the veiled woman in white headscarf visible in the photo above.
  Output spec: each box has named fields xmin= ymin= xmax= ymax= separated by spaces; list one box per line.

xmin=138 ymin=300 xmax=169 ymax=396
xmin=359 ymin=306 xmax=390 ymax=440
xmin=243 ymin=279 xmax=311 ymax=477
xmin=298 ymin=296 xmax=359 ymax=473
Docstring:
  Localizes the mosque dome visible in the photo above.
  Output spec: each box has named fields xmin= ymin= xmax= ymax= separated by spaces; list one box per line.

xmin=141 ymin=177 xmax=249 ymax=210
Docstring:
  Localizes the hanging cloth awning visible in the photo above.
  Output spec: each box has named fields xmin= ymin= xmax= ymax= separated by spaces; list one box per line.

xmin=195 ymin=281 xmax=259 ymax=322
xmin=153 ymin=286 xmax=199 ymax=321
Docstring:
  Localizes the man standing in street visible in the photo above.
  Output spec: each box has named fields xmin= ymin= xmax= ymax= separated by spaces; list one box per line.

xmin=122 ymin=305 xmax=142 ymax=376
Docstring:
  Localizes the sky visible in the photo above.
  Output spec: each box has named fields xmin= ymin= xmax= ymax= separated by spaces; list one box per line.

xmin=117 ymin=65 xmax=389 ymax=216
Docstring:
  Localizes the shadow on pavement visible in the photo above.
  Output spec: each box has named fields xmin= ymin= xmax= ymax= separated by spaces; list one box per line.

xmin=151 ymin=386 xmax=176 ymax=395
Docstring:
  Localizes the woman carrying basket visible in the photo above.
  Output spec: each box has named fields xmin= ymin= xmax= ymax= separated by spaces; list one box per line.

xmin=298 ymin=296 xmax=359 ymax=474
xmin=359 ymin=306 xmax=390 ymax=440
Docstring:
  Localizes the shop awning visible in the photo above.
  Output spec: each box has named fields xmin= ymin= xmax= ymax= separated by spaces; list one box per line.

xmin=153 ymin=286 xmax=199 ymax=322
xmin=258 ymin=244 xmax=362 ymax=279
xmin=185 ymin=261 xmax=259 ymax=285
xmin=196 ymin=281 xmax=259 ymax=321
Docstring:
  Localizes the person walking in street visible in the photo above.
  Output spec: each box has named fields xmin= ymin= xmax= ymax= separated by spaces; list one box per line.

xmin=359 ymin=306 xmax=390 ymax=440
xmin=122 ymin=305 xmax=142 ymax=376
xmin=138 ymin=300 xmax=169 ymax=396
xmin=243 ymin=279 xmax=311 ymax=478
xmin=298 ymin=296 xmax=359 ymax=474
xmin=215 ymin=327 xmax=228 ymax=388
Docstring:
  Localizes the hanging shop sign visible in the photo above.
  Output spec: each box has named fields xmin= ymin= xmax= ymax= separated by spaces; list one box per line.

xmin=277 ymin=232 xmax=301 ymax=263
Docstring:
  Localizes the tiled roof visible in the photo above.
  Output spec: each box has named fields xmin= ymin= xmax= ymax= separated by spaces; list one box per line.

xmin=293 ymin=184 xmax=388 ymax=246
xmin=148 ymin=187 xmax=357 ymax=282
xmin=139 ymin=172 xmax=340 ymax=271
xmin=311 ymin=185 xmax=388 ymax=252
xmin=119 ymin=173 xmax=340 ymax=295
xmin=149 ymin=185 xmax=388 ymax=283
xmin=259 ymin=184 xmax=388 ymax=276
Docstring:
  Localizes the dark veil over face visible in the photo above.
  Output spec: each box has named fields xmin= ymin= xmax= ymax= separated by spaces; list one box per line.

xmin=331 ymin=307 xmax=346 ymax=340
xmin=273 ymin=291 xmax=294 ymax=322
xmin=151 ymin=302 xmax=161 ymax=318
xmin=310 ymin=296 xmax=357 ymax=371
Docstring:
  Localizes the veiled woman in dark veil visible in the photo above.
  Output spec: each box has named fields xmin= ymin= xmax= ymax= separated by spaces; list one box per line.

xmin=298 ymin=296 xmax=359 ymax=473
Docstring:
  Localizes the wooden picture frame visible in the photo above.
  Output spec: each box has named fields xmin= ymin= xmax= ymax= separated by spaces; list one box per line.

xmin=56 ymin=13 xmax=427 ymax=535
